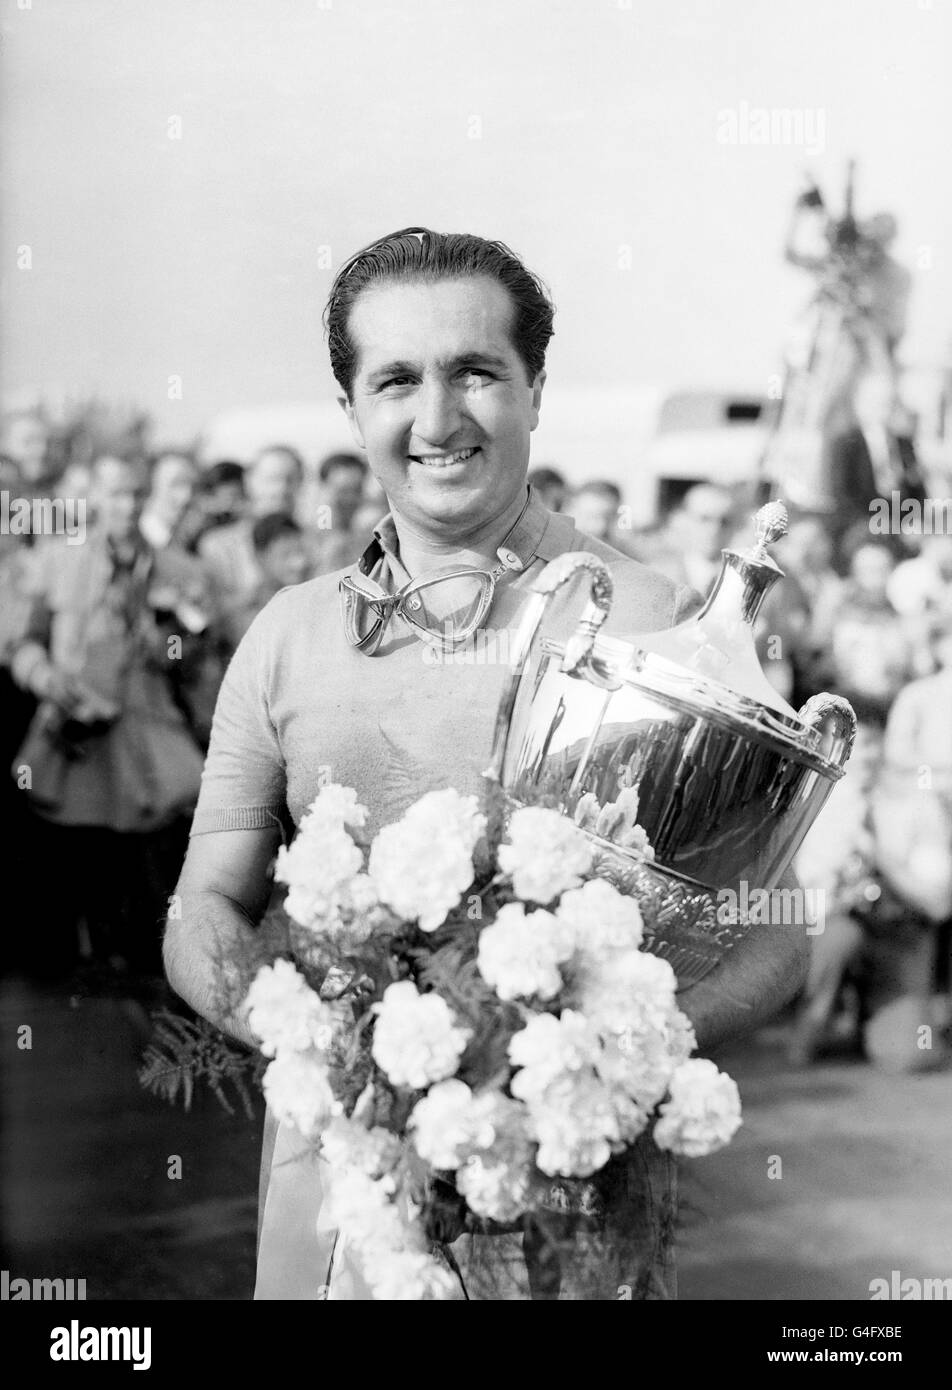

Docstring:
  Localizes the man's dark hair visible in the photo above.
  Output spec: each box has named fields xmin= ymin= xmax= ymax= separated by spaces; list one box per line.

xmin=252 ymin=511 xmax=301 ymax=553
xmin=324 ymin=226 xmax=555 ymax=400
xmin=318 ymin=451 xmax=367 ymax=484
xmin=202 ymin=460 xmax=246 ymax=492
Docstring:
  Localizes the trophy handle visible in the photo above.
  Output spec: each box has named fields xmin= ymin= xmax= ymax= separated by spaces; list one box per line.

xmin=485 ymin=551 xmax=616 ymax=783
xmin=796 ymin=692 xmax=857 ymax=769
xmin=533 ymin=551 xmax=615 ymax=677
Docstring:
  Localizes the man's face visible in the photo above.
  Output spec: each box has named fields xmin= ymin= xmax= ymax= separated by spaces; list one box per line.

xmin=248 ymin=451 xmax=301 ymax=516
xmin=342 ymin=277 xmax=544 ymax=537
xmin=150 ymin=454 xmax=197 ymax=526
xmin=92 ymin=458 xmax=149 ymax=541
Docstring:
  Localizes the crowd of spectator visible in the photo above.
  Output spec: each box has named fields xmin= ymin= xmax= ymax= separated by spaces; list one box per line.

xmin=0 ymin=409 xmax=377 ymax=989
xmin=1 ymin=417 xmax=949 ymax=1075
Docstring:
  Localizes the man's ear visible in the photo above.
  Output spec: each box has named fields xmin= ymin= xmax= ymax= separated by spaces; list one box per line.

xmin=339 ymin=394 xmax=366 ymax=450
xmin=528 ymin=369 xmax=546 ymax=433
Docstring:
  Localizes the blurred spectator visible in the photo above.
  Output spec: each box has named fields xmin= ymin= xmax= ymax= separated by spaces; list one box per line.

xmin=177 ymin=460 xmax=247 ymax=552
xmin=8 ymin=455 xmax=209 ymax=979
xmin=821 ymin=415 xmax=881 ymax=567
xmin=139 ymin=450 xmax=199 ymax=551
xmin=1 ymin=407 xmax=54 ymax=490
xmin=862 ymin=633 xmax=952 ymax=1071
xmin=855 ymin=376 xmax=928 ymax=506
xmin=879 ymin=618 xmax=952 ymax=788
xmin=0 ymin=452 xmax=40 ymax=979
xmin=649 ymin=483 xmax=735 ymax=594
xmin=0 ymin=452 xmax=24 ymax=555
xmin=823 ymin=534 xmax=919 ymax=723
xmin=792 ymin=701 xmax=952 ymax=1073
xmin=317 ymin=452 xmax=367 ymax=529
xmin=789 ymin=723 xmax=881 ymax=1065
xmin=565 ymin=480 xmax=639 ymax=557
xmin=780 ymin=517 xmax=843 ymax=615
xmin=888 ymin=532 xmax=952 ymax=621
xmin=198 ymin=444 xmax=304 ymax=613
xmin=226 ymin=513 xmax=313 ymax=646
xmin=777 ymin=517 xmax=844 ymax=700
xmin=349 ymin=498 xmax=388 ymax=547
xmin=527 ymin=465 xmax=567 ymax=513
xmin=309 ymin=451 xmax=369 ymax=574
xmin=58 ymin=459 xmax=94 ymax=511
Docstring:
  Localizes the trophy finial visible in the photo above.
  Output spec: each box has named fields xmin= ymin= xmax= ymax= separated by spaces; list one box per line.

xmin=752 ymin=500 xmax=788 ymax=559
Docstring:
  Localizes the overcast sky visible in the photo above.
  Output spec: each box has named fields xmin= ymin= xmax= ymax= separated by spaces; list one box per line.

xmin=2 ymin=0 xmax=950 ymax=442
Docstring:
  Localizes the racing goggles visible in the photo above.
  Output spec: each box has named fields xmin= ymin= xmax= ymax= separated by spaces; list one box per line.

xmin=339 ymin=538 xmax=525 ymax=655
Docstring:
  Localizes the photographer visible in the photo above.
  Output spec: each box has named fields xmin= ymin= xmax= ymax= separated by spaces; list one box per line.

xmin=9 ymin=454 xmax=210 ymax=981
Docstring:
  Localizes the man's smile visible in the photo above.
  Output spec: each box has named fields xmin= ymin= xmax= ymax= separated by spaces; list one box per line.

xmin=407 ymin=446 xmax=481 ymax=469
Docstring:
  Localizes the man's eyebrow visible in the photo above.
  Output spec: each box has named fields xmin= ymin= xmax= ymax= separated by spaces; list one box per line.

xmin=446 ymin=353 xmax=510 ymax=372
xmin=364 ymin=360 xmax=419 ymax=383
xmin=364 ymin=353 xmax=511 ymax=382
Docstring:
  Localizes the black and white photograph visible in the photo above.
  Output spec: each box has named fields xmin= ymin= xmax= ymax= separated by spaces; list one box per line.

xmin=2 ymin=0 xmax=951 ymax=1342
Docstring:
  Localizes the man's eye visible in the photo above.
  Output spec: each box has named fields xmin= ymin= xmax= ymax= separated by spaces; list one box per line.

xmin=379 ymin=376 xmax=415 ymax=391
xmin=460 ymin=370 xmax=494 ymax=390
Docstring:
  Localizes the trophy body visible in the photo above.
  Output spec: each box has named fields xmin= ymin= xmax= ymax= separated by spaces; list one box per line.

xmin=489 ymin=504 xmax=856 ymax=987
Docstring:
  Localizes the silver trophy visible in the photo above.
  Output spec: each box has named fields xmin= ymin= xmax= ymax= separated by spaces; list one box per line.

xmin=487 ymin=501 xmax=856 ymax=987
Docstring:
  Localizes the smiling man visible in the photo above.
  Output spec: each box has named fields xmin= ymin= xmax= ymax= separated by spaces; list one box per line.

xmin=164 ymin=227 xmax=808 ymax=1301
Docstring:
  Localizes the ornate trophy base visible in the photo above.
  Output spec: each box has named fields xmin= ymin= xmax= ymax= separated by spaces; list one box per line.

xmin=587 ymin=837 xmax=753 ymax=989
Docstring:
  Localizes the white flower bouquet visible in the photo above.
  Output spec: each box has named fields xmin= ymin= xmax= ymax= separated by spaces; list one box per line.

xmin=234 ymin=778 xmax=741 ymax=1300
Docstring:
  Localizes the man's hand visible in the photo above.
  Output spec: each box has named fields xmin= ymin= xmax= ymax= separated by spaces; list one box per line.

xmin=163 ymin=825 xmax=284 ymax=1049
xmin=677 ymin=868 xmax=810 ymax=1054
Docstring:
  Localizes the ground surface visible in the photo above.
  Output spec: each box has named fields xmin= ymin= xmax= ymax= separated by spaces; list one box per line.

xmin=2 ymin=979 xmax=950 ymax=1301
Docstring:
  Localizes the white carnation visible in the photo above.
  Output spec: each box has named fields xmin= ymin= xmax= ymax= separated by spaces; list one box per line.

xmin=365 ymin=1248 xmax=461 ymax=1301
xmin=275 ymin=821 xmax=364 ymax=930
xmin=556 ymin=877 xmax=645 ymax=956
xmin=324 ymin=1165 xmax=460 ymax=1301
xmin=410 ymin=1081 xmax=533 ymax=1223
xmin=245 ymin=958 xmax=337 ymax=1058
xmin=526 ymin=1071 xmax=622 ymax=1177
xmin=262 ymin=1050 xmax=338 ymax=1139
xmin=596 ymin=1016 xmax=679 ymax=1112
xmin=653 ymin=1058 xmax=742 ymax=1158
xmin=409 ymin=1079 xmax=489 ymax=1169
xmin=344 ymin=872 xmax=380 ymax=917
xmin=577 ymin=947 xmax=678 ymax=1034
xmin=457 ymin=1150 xmax=533 ymax=1224
xmin=477 ymin=902 xmax=574 ymax=1002
xmin=372 ymin=980 xmax=471 ymax=1090
xmin=323 ymin=1164 xmax=399 ymax=1246
xmin=299 ymin=782 xmax=369 ymax=833
xmin=320 ymin=1116 xmax=402 ymax=1179
xmin=498 ymin=807 xmax=593 ymax=903
xmin=456 ymin=1094 xmax=534 ymax=1222
xmin=368 ymin=789 xmax=485 ymax=932
xmin=508 ymin=1009 xmax=602 ymax=1100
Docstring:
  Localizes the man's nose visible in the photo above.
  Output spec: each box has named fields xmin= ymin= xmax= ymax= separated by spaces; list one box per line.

xmin=411 ymin=378 xmax=462 ymax=447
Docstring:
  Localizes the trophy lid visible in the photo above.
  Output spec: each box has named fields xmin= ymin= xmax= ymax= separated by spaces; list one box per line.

xmin=631 ymin=500 xmax=798 ymax=721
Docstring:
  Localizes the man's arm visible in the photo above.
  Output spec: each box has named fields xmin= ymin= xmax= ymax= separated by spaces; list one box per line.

xmin=677 ymin=868 xmax=809 ymax=1053
xmin=163 ymin=826 xmax=285 ymax=1048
